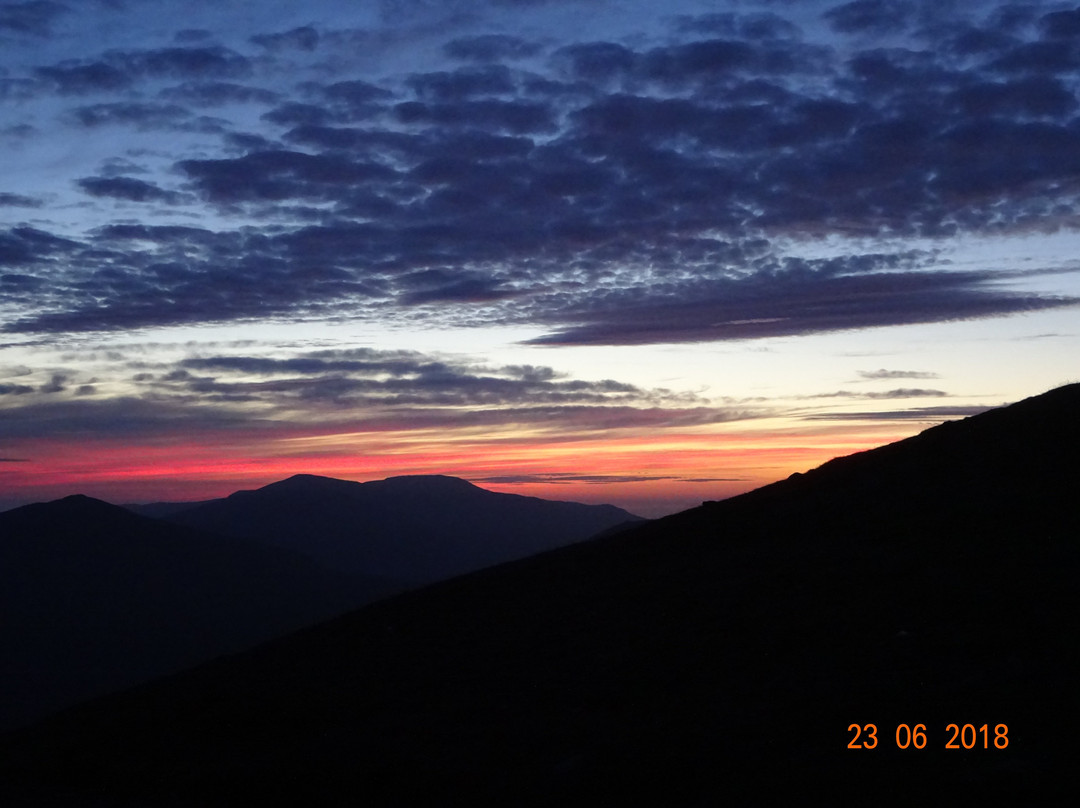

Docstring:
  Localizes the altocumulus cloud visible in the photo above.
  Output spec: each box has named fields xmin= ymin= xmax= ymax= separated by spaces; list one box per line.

xmin=0 ymin=346 xmax=761 ymax=441
xmin=0 ymin=0 xmax=1078 ymax=343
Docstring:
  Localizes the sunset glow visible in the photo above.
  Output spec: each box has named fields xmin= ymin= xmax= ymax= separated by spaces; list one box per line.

xmin=0 ymin=403 xmax=944 ymax=516
xmin=2 ymin=0 xmax=1078 ymax=516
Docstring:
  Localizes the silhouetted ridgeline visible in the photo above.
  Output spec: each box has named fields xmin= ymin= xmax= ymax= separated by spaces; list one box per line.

xmin=0 ymin=384 xmax=1076 ymax=805
xmin=0 ymin=476 xmax=637 ymax=735
xmin=158 ymin=473 xmax=643 ymax=583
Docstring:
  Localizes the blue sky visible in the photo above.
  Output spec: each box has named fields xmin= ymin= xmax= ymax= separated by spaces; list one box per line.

xmin=1 ymin=0 xmax=1078 ymax=515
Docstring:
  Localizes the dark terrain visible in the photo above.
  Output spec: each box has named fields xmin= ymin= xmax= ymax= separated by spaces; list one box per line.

xmin=1 ymin=384 xmax=1076 ymax=804
xmin=1 ymin=477 xmax=635 ymax=735
xmin=153 ymin=473 xmax=642 ymax=583
xmin=0 ymin=497 xmax=382 ymax=732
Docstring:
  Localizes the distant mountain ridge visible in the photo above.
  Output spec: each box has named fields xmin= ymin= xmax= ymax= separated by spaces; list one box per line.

xmin=2 ymin=477 xmax=637 ymax=733
xmin=158 ymin=473 xmax=643 ymax=583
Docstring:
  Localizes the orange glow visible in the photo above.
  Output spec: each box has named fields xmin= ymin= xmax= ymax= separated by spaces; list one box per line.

xmin=0 ymin=415 xmax=924 ymax=517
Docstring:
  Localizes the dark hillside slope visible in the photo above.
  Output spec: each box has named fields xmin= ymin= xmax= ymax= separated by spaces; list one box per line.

xmin=1 ymin=384 xmax=1076 ymax=805
xmin=0 ymin=496 xmax=387 ymax=732
xmin=700 ymin=379 xmax=1079 ymax=537
xmin=168 ymin=474 xmax=641 ymax=583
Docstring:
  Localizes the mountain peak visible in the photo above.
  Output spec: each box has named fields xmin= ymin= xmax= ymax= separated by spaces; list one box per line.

xmin=251 ymin=473 xmax=483 ymax=499
xmin=275 ymin=473 xmax=358 ymax=488
xmin=280 ymin=473 xmax=476 ymax=486
xmin=7 ymin=494 xmax=129 ymax=523
xmin=56 ymin=493 xmax=109 ymax=507
xmin=233 ymin=474 xmax=361 ymax=499
xmin=169 ymin=472 xmax=639 ymax=583
xmin=377 ymin=474 xmax=481 ymax=490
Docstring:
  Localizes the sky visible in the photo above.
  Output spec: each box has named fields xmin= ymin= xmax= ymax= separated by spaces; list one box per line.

xmin=1 ymin=0 xmax=1078 ymax=517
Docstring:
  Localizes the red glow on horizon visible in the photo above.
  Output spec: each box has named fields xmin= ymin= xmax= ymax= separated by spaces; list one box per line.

xmin=0 ymin=419 xmax=924 ymax=517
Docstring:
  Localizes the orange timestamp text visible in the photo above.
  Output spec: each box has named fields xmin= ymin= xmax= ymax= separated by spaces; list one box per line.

xmin=848 ymin=723 xmax=1009 ymax=750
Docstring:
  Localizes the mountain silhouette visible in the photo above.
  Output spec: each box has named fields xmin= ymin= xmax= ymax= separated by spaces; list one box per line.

xmin=0 ymin=495 xmax=391 ymax=732
xmin=1 ymin=384 xmax=1075 ymax=804
xmin=161 ymin=473 xmax=642 ymax=583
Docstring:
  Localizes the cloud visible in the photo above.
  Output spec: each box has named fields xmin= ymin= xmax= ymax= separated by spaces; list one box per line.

xmin=0 ymin=1 xmax=68 ymax=37
xmin=0 ymin=226 xmax=79 ymax=266
xmin=34 ymin=44 xmax=252 ymax=98
xmin=393 ymin=98 xmax=557 ymax=133
xmin=802 ymin=405 xmax=993 ymax=421
xmin=36 ymin=61 xmax=131 ymax=94
xmin=77 ymin=176 xmax=182 ymax=203
xmin=1 ymin=220 xmax=395 ymax=333
xmin=806 ymin=388 xmax=949 ymax=399
xmin=38 ymin=372 xmax=67 ymax=393
xmin=0 ymin=395 xmax=258 ymax=439
xmin=0 ymin=382 xmax=34 ymax=395
xmin=525 ymin=267 xmax=1079 ymax=346
xmin=989 ymin=39 xmax=1080 ymax=74
xmin=177 ymin=150 xmax=400 ymax=203
xmin=71 ymin=102 xmax=196 ymax=129
xmin=0 ymin=346 xmax=761 ymax=442
xmin=673 ymin=11 xmax=803 ymax=40
xmin=0 ymin=123 xmax=36 ymax=137
xmin=857 ymin=369 xmax=940 ymax=381
xmin=159 ymin=82 xmax=280 ymax=107
xmin=946 ymin=76 xmax=1076 ymax=118
xmin=166 ymin=348 xmax=693 ymax=410
xmin=250 ymin=25 xmax=320 ymax=52
xmin=105 ymin=45 xmax=253 ymax=81
xmin=823 ymin=1 xmax=915 ymax=35
xmin=406 ymin=65 xmax=517 ymax=101
xmin=319 ymin=79 xmax=395 ymax=113
xmin=1039 ymin=9 xmax=1080 ymax=40
xmin=444 ymin=34 xmax=542 ymax=62
xmin=0 ymin=193 xmax=40 ymax=208
xmin=398 ymin=269 xmax=519 ymax=304
xmin=1 ymin=0 xmax=1079 ymax=347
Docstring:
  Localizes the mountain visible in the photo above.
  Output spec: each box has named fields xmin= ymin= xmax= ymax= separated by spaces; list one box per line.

xmin=162 ymin=473 xmax=643 ymax=583
xmin=0 ymin=476 xmax=635 ymax=735
xmin=0 ymin=496 xmax=394 ymax=733
xmin=1 ymin=384 xmax=1076 ymax=804
xmin=125 ymin=499 xmax=211 ymax=519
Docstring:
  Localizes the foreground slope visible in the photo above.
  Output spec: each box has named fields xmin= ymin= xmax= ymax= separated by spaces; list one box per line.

xmin=0 ymin=496 xmax=388 ymax=732
xmin=1 ymin=384 xmax=1076 ymax=804
xmin=164 ymin=473 xmax=641 ymax=583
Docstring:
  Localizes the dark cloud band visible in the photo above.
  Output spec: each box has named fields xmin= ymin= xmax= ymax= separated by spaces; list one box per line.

xmin=2 ymin=1 xmax=1080 ymax=346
